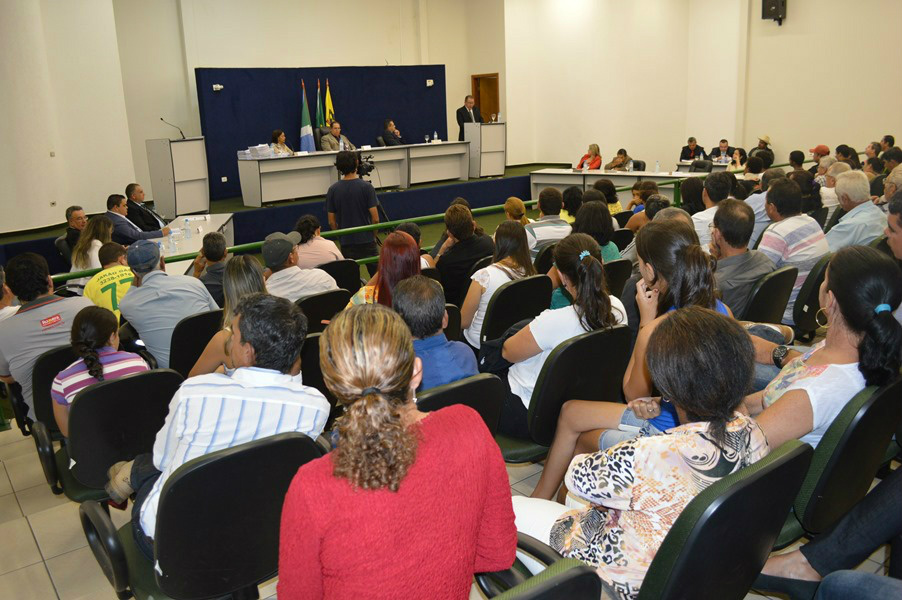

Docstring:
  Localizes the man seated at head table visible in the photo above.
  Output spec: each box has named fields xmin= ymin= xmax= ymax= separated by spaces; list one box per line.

xmin=320 ymin=121 xmax=356 ymax=152
xmin=382 ymin=119 xmax=404 ymax=146
xmin=680 ymin=136 xmax=706 ymax=161
xmin=708 ymin=139 xmax=736 ymax=162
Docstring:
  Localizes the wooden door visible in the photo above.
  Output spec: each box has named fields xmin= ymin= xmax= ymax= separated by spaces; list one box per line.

xmin=471 ymin=73 xmax=500 ymax=122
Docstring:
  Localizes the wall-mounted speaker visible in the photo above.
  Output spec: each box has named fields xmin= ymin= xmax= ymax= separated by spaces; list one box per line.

xmin=762 ymin=0 xmax=786 ymax=25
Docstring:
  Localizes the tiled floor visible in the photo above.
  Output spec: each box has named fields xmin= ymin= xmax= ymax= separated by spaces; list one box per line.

xmin=0 ymin=425 xmax=892 ymax=599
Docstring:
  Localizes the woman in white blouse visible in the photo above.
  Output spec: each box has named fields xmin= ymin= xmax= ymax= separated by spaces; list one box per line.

xmin=461 ymin=221 xmax=535 ymax=348
xmin=69 ymin=216 xmax=113 ymax=292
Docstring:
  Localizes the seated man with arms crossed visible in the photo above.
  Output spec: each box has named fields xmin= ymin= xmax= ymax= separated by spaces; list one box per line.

xmin=83 ymin=242 xmax=134 ymax=322
xmin=106 ymin=293 xmax=330 ymax=560
xmin=262 ymin=232 xmax=338 ymax=303
xmin=392 ymin=275 xmax=477 ymax=391
xmin=191 ymin=232 xmax=229 ymax=307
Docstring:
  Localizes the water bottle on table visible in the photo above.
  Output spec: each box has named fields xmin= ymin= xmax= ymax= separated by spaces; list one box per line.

xmin=184 ymin=217 xmax=192 ymax=240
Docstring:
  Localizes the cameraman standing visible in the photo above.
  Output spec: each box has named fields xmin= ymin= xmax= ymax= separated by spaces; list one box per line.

xmin=326 ymin=151 xmax=380 ymax=276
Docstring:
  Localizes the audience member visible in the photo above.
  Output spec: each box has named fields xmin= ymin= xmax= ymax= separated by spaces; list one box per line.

xmin=64 ymin=205 xmax=87 ymax=253
xmin=815 ymin=155 xmax=837 ymax=186
xmin=319 ymin=120 xmax=355 ymax=151
xmin=691 ymin=170 xmax=732 ymax=246
xmin=435 ymin=205 xmax=494 ymax=306
xmin=0 ymin=267 xmax=17 ymax=324
xmin=864 ymin=141 xmax=880 ymax=160
xmin=524 ymin=188 xmax=572 ymax=259
xmin=560 ymin=185 xmax=583 ymax=223
xmin=820 ymin=161 xmax=851 ymax=220
xmin=733 ymin=178 xmax=753 ymax=200
xmin=625 ymin=195 xmax=669 ymax=234
xmin=69 ymin=215 xmax=113 ymax=291
xmin=189 ymin=255 xmax=267 ymax=377
xmin=731 ymin=146 xmax=748 ymax=170
xmin=592 ymin=178 xmax=624 ymax=216
xmin=787 ymin=170 xmax=823 ymax=213
xmin=680 ymin=136 xmax=706 ymax=161
xmin=191 ymin=232 xmax=228 ymax=306
xmin=825 ymin=171 xmax=887 ymax=251
xmin=429 ymin=197 xmax=482 ymax=260
xmin=604 ymin=148 xmax=633 ymax=171
xmin=278 ymin=304 xmax=515 ymax=598
xmin=863 ymin=156 xmax=884 ymax=182
xmin=50 ymin=306 xmax=148 ymax=437
xmin=880 ymin=134 xmax=895 ymax=155
xmin=393 ymin=275 xmax=477 ymax=390
xmin=107 ymin=293 xmax=329 ymax=560
xmin=498 ymin=234 xmax=627 ymax=438
xmin=679 ymin=176 xmax=705 ymax=215
xmin=710 ymin=199 xmax=776 ymax=316
xmin=516 ymin=307 xmax=767 ymax=598
xmin=750 ymin=135 xmax=774 ymax=167
xmin=745 ymin=246 xmax=902 ymax=448
xmin=789 ymin=150 xmax=805 ymax=170
xmin=709 ymin=139 xmax=735 ymax=162
xmin=809 ymin=144 xmax=830 ymax=176
xmin=125 ymin=183 xmax=167 ymax=232
xmin=326 ymin=150 xmax=378 ymax=275
xmin=744 ymin=156 xmax=764 ymax=181
xmin=293 ymin=214 xmax=343 ymax=269
xmin=744 ymin=167 xmax=786 ymax=248
xmin=503 ymin=196 xmax=531 ymax=225
xmin=83 ymin=242 xmax=134 ymax=322
xmin=381 ymin=119 xmax=404 ymax=146
xmin=395 ymin=222 xmax=435 ymax=268
xmin=0 ymin=253 xmax=93 ymax=416
xmin=626 ymin=180 xmax=659 ymax=213
xmin=880 ymin=167 xmax=902 ymax=206
xmin=262 ymin=232 xmax=338 ymax=303
xmin=119 ymin=240 xmax=219 ymax=368
xmin=106 ymin=194 xmax=170 ymax=246
xmin=462 ymin=221 xmax=536 ymax=348
xmin=883 ymin=146 xmax=902 ymax=172
xmin=350 ymin=231 xmax=420 ymax=306
xmin=759 ymin=179 xmax=830 ymax=325
xmin=576 ymin=144 xmax=602 ymax=170
xmin=835 ymin=145 xmax=861 ymax=170
xmin=874 ymin=149 xmax=902 ymax=198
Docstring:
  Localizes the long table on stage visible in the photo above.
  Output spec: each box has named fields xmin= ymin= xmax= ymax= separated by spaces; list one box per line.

xmin=237 ymin=142 xmax=470 ymax=207
xmin=675 ymin=161 xmax=730 ymax=173
xmin=530 ymin=169 xmax=697 ymax=207
xmin=159 ymin=213 xmax=235 ymax=276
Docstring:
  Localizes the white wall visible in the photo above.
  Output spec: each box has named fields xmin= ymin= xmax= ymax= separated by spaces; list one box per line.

xmin=0 ymin=0 xmax=134 ymax=233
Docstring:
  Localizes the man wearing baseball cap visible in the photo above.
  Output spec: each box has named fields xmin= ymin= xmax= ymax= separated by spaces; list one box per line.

xmin=119 ymin=240 xmax=219 ymax=368
xmin=262 ymin=231 xmax=338 ymax=303
xmin=809 ymin=144 xmax=830 ymax=176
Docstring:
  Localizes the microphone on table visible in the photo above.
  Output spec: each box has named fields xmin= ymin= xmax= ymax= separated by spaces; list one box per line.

xmin=160 ymin=117 xmax=186 ymax=140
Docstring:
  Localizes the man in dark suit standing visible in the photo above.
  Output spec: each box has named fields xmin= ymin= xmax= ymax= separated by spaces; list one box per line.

xmin=456 ymin=95 xmax=483 ymax=141
xmin=125 ymin=183 xmax=168 ymax=232
xmin=382 ymin=119 xmax=404 ymax=146
xmin=679 ymin=137 xmax=706 ymax=162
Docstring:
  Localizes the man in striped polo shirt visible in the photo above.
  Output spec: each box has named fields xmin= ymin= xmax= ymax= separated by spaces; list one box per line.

xmin=106 ymin=293 xmax=330 ymax=561
xmin=525 ymin=188 xmax=572 ymax=259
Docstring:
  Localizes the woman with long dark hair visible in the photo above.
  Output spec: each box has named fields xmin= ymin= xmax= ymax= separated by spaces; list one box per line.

xmin=461 ymin=221 xmax=536 ymax=348
xmin=348 ymin=231 xmax=420 ymax=306
xmin=278 ymin=305 xmax=516 ymax=598
xmin=592 ymin=178 xmax=624 ymax=216
xmin=70 ymin=216 xmax=113 ymax=291
xmin=560 ymin=186 xmax=583 ymax=223
xmin=50 ymin=306 xmax=148 ymax=436
xmin=293 ymin=214 xmax=343 ymax=269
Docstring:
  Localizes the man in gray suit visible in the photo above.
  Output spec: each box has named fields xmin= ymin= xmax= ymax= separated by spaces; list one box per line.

xmin=319 ymin=121 xmax=356 ymax=152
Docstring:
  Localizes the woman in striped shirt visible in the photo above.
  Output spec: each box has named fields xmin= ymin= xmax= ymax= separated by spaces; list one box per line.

xmin=50 ymin=306 xmax=148 ymax=436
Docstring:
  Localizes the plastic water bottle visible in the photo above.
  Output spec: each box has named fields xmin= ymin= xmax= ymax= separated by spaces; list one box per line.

xmin=433 ymin=130 xmax=438 ymax=142
xmin=655 ymin=160 xmax=660 ymax=173
xmin=184 ymin=217 xmax=192 ymax=240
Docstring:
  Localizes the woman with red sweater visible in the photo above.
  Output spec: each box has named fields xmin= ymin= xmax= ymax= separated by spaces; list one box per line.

xmin=278 ymin=304 xmax=516 ymax=599
xmin=576 ymin=143 xmax=602 ymax=170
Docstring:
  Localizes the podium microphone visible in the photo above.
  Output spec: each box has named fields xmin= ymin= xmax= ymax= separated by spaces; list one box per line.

xmin=160 ymin=117 xmax=186 ymax=140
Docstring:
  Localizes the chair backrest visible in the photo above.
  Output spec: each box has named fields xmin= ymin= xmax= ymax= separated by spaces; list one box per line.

xmin=154 ymin=432 xmax=323 ymax=599
xmin=528 ymin=325 xmax=631 ymax=446
xmin=316 ymin=259 xmax=362 ymax=293
xmin=823 ymin=207 xmax=846 ymax=233
xmin=533 ymin=244 xmax=556 ymax=275
xmin=868 ymin=235 xmax=894 ymax=258
xmin=808 ymin=206 xmax=828 ymax=230
xmin=638 ymin=441 xmax=813 ymax=600
xmin=54 ymin=235 xmax=72 ymax=266
xmin=313 ymin=126 xmax=329 ymax=151
xmin=740 ymin=266 xmax=798 ymax=323
xmin=299 ymin=333 xmax=338 ymax=412
xmin=67 ymin=369 xmax=184 ymax=488
xmin=794 ymin=379 xmax=902 ymax=535
xmin=421 ymin=267 xmax=441 ymax=283
xmin=603 ymin=258 xmax=633 ymax=298
xmin=689 ymin=160 xmax=714 ymax=173
xmin=481 ymin=275 xmax=552 ymax=343
xmin=611 ymin=229 xmax=634 ymax=252
xmin=444 ymin=303 xmax=462 ymax=341
xmin=31 ymin=345 xmax=78 ymax=433
xmin=297 ymin=289 xmax=352 ymax=334
xmin=168 ymin=309 xmax=224 ymax=379
xmin=614 ymin=211 xmax=633 ymax=229
xmin=416 ymin=373 xmax=504 ymax=435
xmin=632 ymin=160 xmax=646 ymax=172
xmin=792 ymin=253 xmax=831 ymax=335
xmin=468 ymin=255 xmax=494 ymax=278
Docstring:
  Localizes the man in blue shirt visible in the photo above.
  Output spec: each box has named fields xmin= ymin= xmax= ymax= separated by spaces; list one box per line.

xmin=392 ymin=275 xmax=477 ymax=392
xmin=325 ymin=151 xmax=379 ymax=275
xmin=825 ymin=171 xmax=887 ymax=252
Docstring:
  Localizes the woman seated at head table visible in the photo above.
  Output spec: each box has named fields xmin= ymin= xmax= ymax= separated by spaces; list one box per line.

xmin=271 ymin=129 xmax=293 ymax=154
xmin=576 ymin=144 xmax=602 ymax=170
xmin=730 ymin=146 xmax=748 ymax=171
xmin=277 ymin=304 xmax=516 ymax=599
xmin=512 ymin=306 xmax=768 ymax=600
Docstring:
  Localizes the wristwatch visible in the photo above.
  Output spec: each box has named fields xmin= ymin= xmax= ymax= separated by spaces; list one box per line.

xmin=772 ymin=345 xmax=790 ymax=368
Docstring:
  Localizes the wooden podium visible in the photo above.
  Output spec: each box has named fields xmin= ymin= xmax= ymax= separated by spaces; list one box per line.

xmin=464 ymin=122 xmax=506 ymax=178
xmin=145 ymin=137 xmax=209 ymax=219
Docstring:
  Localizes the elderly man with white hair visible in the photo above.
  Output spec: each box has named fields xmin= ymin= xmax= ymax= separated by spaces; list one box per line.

xmin=814 ymin=156 xmax=837 ymax=187
xmin=820 ymin=161 xmax=851 ymax=221
xmin=824 ymin=171 xmax=887 ymax=251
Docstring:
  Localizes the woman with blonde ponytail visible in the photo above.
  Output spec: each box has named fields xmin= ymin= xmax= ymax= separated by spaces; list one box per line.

xmin=278 ymin=304 xmax=516 ymax=599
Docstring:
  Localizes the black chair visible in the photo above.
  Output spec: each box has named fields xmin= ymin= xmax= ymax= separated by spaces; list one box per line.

xmin=421 ymin=267 xmax=441 ymax=283
xmin=480 ymin=275 xmax=552 ymax=344
xmin=533 ymin=244 xmax=555 ymax=274
xmin=30 ymin=345 xmax=78 ymax=440
xmin=8 ymin=383 xmax=31 ymax=436
xmin=313 ymin=126 xmax=330 ymax=152
xmin=33 ymin=370 xmax=183 ymax=502
xmin=376 ymin=135 xmax=386 ymax=147
xmin=168 ymin=309 xmax=223 ymax=379
xmin=689 ymin=160 xmax=714 ymax=173
xmin=496 ymin=325 xmax=631 ymax=463
xmin=752 ymin=225 xmax=769 ymax=250
xmin=468 ymin=255 xmax=494 ymax=278
xmin=614 ymin=211 xmax=633 ymax=229
xmin=611 ymin=229 xmax=634 ymax=252
xmin=416 ymin=373 xmax=504 ymax=435
xmin=80 ymin=432 xmax=323 ymax=600
xmin=300 ymin=333 xmax=338 ymax=415
xmin=823 ymin=207 xmax=845 ymax=233
xmin=317 ymin=259 xmax=362 ymax=293
xmin=808 ymin=206 xmax=829 ymax=230
xmin=739 ymin=266 xmax=798 ymax=323
xmin=603 ymin=258 xmax=633 ymax=298
xmin=792 ymin=253 xmax=831 ymax=341
xmin=868 ymin=235 xmax=894 ymax=258
xmin=55 ymin=235 xmax=72 ymax=266
xmin=444 ymin=303 xmax=462 ymax=341
xmin=296 ymin=289 xmax=352 ymax=334
xmin=639 ymin=441 xmax=813 ymax=600
xmin=631 ymin=159 xmax=646 ymax=172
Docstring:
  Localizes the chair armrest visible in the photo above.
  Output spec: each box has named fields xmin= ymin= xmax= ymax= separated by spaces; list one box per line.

xmin=32 ymin=421 xmax=61 ymax=494
xmin=515 ymin=532 xmax=564 ymax=565
xmin=315 ymin=434 xmax=332 ymax=455
xmin=475 ymin=533 xmax=564 ymax=597
xmin=80 ymin=500 xmax=131 ymax=596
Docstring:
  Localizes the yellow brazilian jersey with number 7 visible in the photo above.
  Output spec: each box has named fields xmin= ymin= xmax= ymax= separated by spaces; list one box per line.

xmin=83 ymin=265 xmax=134 ymax=322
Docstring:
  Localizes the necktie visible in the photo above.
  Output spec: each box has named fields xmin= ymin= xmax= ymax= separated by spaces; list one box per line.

xmin=469 ymin=109 xmax=474 ymax=122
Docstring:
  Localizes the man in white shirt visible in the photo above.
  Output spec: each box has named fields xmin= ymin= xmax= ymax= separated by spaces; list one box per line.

xmin=825 ymin=171 xmax=887 ymax=251
xmin=263 ymin=232 xmax=338 ymax=302
xmin=106 ymin=293 xmax=329 ymax=560
xmin=692 ymin=171 xmax=732 ymax=248
xmin=524 ymin=188 xmax=572 ymax=259
xmin=743 ymin=168 xmax=786 ymax=249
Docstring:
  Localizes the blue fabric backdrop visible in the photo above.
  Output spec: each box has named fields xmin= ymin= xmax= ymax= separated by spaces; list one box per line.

xmin=196 ymin=65 xmax=448 ymax=200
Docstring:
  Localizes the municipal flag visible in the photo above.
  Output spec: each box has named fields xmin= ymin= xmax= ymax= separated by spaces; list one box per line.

xmin=315 ymin=79 xmax=325 ymax=129
xmin=299 ymin=80 xmax=315 ymax=152
xmin=325 ymin=79 xmax=335 ymax=125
